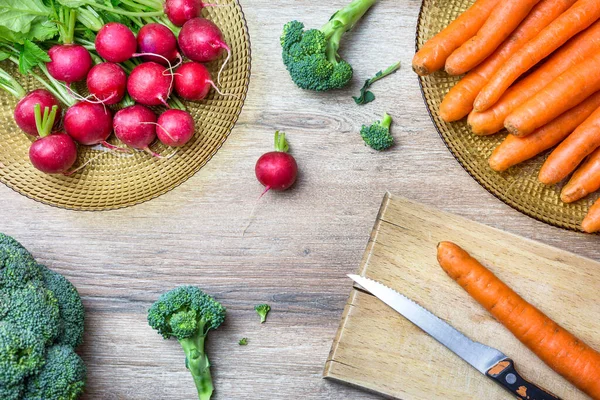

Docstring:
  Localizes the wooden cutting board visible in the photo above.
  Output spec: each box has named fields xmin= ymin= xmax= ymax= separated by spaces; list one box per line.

xmin=324 ymin=194 xmax=600 ymax=400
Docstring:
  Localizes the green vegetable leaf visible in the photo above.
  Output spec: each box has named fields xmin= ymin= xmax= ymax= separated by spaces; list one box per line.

xmin=353 ymin=61 xmax=401 ymax=105
xmin=56 ymin=0 xmax=88 ymax=8
xmin=0 ymin=0 xmax=51 ymax=34
xmin=0 ymin=51 xmax=10 ymax=61
xmin=238 ymin=338 xmax=248 ymax=346
xmin=18 ymin=40 xmax=50 ymax=75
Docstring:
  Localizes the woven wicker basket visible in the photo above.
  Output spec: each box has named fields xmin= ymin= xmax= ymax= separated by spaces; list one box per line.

xmin=0 ymin=2 xmax=250 ymax=211
xmin=416 ymin=0 xmax=592 ymax=231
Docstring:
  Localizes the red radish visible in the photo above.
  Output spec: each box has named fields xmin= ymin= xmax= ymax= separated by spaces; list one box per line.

xmin=137 ymin=23 xmax=180 ymax=65
xmin=46 ymin=44 xmax=93 ymax=84
xmin=127 ymin=62 xmax=173 ymax=107
xmin=113 ymin=105 xmax=162 ymax=156
xmin=95 ymin=23 xmax=138 ymax=63
xmin=64 ymin=102 xmax=113 ymax=146
xmin=155 ymin=110 xmax=195 ymax=147
xmin=178 ymin=18 xmax=231 ymax=85
xmin=255 ymin=131 xmax=298 ymax=194
xmin=29 ymin=104 xmax=77 ymax=174
xmin=86 ymin=63 xmax=127 ymax=105
xmin=174 ymin=62 xmax=225 ymax=101
xmin=164 ymin=0 xmax=218 ymax=26
xmin=14 ymin=89 xmax=61 ymax=137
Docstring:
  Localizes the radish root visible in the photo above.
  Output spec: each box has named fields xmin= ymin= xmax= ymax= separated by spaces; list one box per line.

xmin=217 ymin=42 xmax=231 ymax=87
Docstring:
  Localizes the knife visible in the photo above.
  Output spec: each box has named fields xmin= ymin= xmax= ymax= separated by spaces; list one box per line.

xmin=348 ymin=274 xmax=561 ymax=400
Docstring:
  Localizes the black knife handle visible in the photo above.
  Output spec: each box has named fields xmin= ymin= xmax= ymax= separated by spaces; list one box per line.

xmin=486 ymin=359 xmax=561 ymax=400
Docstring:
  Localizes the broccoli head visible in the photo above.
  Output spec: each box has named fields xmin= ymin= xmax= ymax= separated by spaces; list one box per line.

xmin=281 ymin=0 xmax=377 ymax=91
xmin=23 ymin=344 xmax=86 ymax=400
xmin=360 ymin=112 xmax=394 ymax=151
xmin=0 ymin=323 xmax=46 ymax=387
xmin=0 ymin=382 xmax=24 ymax=400
xmin=40 ymin=265 xmax=85 ymax=348
xmin=254 ymin=304 xmax=271 ymax=324
xmin=148 ymin=286 xmax=226 ymax=400
xmin=0 ymin=233 xmax=42 ymax=289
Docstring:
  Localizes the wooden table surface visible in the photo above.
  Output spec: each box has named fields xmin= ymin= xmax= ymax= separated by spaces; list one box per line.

xmin=2 ymin=1 xmax=599 ymax=399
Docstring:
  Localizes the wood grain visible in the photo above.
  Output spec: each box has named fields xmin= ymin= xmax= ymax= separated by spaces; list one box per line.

xmin=325 ymin=194 xmax=600 ymax=399
xmin=0 ymin=0 xmax=599 ymax=399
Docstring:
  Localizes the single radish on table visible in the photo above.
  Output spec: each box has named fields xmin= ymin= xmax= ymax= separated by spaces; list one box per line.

xmin=14 ymin=89 xmax=62 ymax=136
xmin=174 ymin=62 xmax=228 ymax=101
xmin=255 ymin=131 xmax=298 ymax=194
xmin=95 ymin=23 xmax=138 ymax=63
xmin=164 ymin=0 xmax=219 ymax=26
xmin=127 ymin=62 xmax=173 ymax=107
xmin=113 ymin=105 xmax=163 ymax=157
xmin=29 ymin=104 xmax=78 ymax=174
xmin=86 ymin=63 xmax=127 ymax=105
xmin=137 ymin=23 xmax=180 ymax=66
xmin=64 ymin=102 xmax=113 ymax=146
xmin=178 ymin=18 xmax=231 ymax=85
xmin=155 ymin=109 xmax=195 ymax=147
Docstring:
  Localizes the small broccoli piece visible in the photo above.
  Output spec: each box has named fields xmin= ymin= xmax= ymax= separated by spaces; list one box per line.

xmin=0 ymin=233 xmax=42 ymax=289
xmin=0 ymin=324 xmax=46 ymax=387
xmin=254 ymin=304 xmax=271 ymax=324
xmin=281 ymin=0 xmax=377 ymax=91
xmin=360 ymin=112 xmax=394 ymax=151
xmin=0 ymin=382 xmax=24 ymax=400
xmin=0 ymin=281 xmax=61 ymax=345
xmin=40 ymin=265 xmax=85 ymax=348
xmin=238 ymin=338 xmax=248 ymax=346
xmin=148 ymin=286 xmax=226 ymax=400
xmin=23 ymin=344 xmax=86 ymax=400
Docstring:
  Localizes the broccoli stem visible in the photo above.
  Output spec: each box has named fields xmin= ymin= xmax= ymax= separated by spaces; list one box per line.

xmin=381 ymin=112 xmax=392 ymax=130
xmin=179 ymin=335 xmax=214 ymax=400
xmin=320 ymin=0 xmax=377 ymax=65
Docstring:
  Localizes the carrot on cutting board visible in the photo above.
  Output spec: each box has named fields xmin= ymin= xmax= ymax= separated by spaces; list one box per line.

xmin=582 ymin=197 xmax=600 ymax=232
xmin=412 ymin=0 xmax=500 ymax=76
xmin=489 ymin=92 xmax=600 ymax=172
xmin=467 ymin=19 xmax=600 ymax=135
xmin=437 ymin=241 xmax=600 ymax=399
xmin=538 ymin=102 xmax=600 ymax=184
xmin=505 ymin=52 xmax=600 ymax=137
xmin=445 ymin=0 xmax=541 ymax=76
xmin=561 ymin=148 xmax=600 ymax=203
xmin=440 ymin=0 xmax=576 ymax=122
xmin=474 ymin=0 xmax=600 ymax=112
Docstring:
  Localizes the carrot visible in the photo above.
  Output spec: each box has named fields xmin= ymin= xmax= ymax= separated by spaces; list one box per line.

xmin=437 ymin=241 xmax=600 ymax=399
xmin=561 ymin=147 xmax=600 ymax=203
xmin=582 ymin=197 xmax=600 ymax=232
xmin=440 ymin=0 xmax=576 ymax=122
xmin=474 ymin=0 xmax=600 ymax=112
xmin=412 ymin=0 xmax=500 ymax=76
xmin=488 ymin=92 xmax=600 ymax=172
xmin=467 ymin=19 xmax=600 ymax=135
xmin=445 ymin=0 xmax=541 ymax=76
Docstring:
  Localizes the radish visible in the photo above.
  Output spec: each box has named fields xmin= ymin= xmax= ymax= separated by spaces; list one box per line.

xmin=86 ymin=63 xmax=127 ymax=105
xmin=95 ymin=23 xmax=138 ymax=63
xmin=29 ymin=104 xmax=78 ymax=174
xmin=255 ymin=131 xmax=298 ymax=194
xmin=14 ymin=89 xmax=61 ymax=137
xmin=164 ymin=0 xmax=219 ymax=26
xmin=155 ymin=110 xmax=195 ymax=147
xmin=127 ymin=62 xmax=173 ymax=107
xmin=113 ymin=105 xmax=163 ymax=156
xmin=178 ymin=18 xmax=231 ymax=85
xmin=174 ymin=62 xmax=230 ymax=101
xmin=46 ymin=44 xmax=93 ymax=84
xmin=137 ymin=23 xmax=180 ymax=66
xmin=64 ymin=102 xmax=113 ymax=146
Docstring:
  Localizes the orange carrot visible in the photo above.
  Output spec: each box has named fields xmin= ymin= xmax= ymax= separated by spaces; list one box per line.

xmin=412 ymin=0 xmax=500 ymax=76
xmin=582 ymin=197 xmax=600 ymax=232
xmin=445 ymin=0 xmax=541 ymax=76
xmin=440 ymin=0 xmax=576 ymax=122
xmin=474 ymin=0 xmax=600 ymax=112
xmin=467 ymin=19 xmax=600 ymax=135
xmin=489 ymin=92 xmax=600 ymax=172
xmin=437 ymin=241 xmax=600 ymax=399
xmin=505 ymin=54 xmax=600 ymax=137
xmin=561 ymin=147 xmax=600 ymax=203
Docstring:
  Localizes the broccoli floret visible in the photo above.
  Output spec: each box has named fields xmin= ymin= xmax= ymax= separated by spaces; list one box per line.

xmin=254 ymin=304 xmax=271 ymax=324
xmin=23 ymin=344 xmax=86 ymax=400
xmin=0 ymin=234 xmax=42 ymax=289
xmin=0 ymin=281 xmax=61 ymax=345
xmin=148 ymin=286 xmax=226 ymax=400
xmin=0 ymin=382 xmax=24 ymax=400
xmin=281 ymin=0 xmax=377 ymax=91
xmin=0 ymin=324 xmax=46 ymax=387
xmin=40 ymin=266 xmax=85 ymax=348
xmin=360 ymin=112 xmax=394 ymax=151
